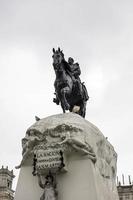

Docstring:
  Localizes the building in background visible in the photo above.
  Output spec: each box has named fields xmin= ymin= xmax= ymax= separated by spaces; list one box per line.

xmin=117 ymin=175 xmax=133 ymax=200
xmin=117 ymin=185 xmax=133 ymax=200
xmin=0 ymin=166 xmax=15 ymax=200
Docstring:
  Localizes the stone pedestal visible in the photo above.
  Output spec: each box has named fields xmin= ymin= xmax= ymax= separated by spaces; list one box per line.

xmin=15 ymin=113 xmax=119 ymax=200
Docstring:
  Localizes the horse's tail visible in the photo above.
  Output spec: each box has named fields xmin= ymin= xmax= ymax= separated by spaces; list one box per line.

xmin=82 ymin=83 xmax=89 ymax=101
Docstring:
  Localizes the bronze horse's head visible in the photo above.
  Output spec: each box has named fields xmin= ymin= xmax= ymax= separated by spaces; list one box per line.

xmin=52 ymin=47 xmax=64 ymax=66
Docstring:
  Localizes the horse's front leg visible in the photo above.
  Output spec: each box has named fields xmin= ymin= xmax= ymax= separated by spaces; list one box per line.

xmin=60 ymin=86 xmax=70 ymax=111
xmin=61 ymin=102 xmax=66 ymax=113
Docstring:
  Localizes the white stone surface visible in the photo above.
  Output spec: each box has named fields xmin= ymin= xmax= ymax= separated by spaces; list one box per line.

xmin=15 ymin=113 xmax=119 ymax=200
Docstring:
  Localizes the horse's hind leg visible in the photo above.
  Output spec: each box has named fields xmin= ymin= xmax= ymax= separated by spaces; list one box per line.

xmin=83 ymin=102 xmax=87 ymax=118
xmin=79 ymin=101 xmax=86 ymax=118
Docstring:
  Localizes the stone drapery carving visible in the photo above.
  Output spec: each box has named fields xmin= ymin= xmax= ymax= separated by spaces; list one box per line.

xmin=18 ymin=122 xmax=96 ymax=172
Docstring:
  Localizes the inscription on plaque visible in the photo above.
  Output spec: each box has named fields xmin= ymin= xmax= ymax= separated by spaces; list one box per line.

xmin=36 ymin=147 xmax=62 ymax=171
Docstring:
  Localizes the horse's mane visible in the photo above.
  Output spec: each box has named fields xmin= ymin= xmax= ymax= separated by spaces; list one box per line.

xmin=62 ymin=59 xmax=71 ymax=76
xmin=62 ymin=59 xmax=69 ymax=68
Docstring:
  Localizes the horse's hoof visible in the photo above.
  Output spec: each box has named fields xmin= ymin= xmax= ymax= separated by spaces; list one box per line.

xmin=65 ymin=104 xmax=70 ymax=110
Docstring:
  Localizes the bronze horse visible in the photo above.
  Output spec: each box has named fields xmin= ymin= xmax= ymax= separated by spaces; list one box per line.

xmin=52 ymin=48 xmax=89 ymax=118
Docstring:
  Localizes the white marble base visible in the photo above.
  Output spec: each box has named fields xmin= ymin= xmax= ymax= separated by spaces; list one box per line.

xmin=15 ymin=113 xmax=119 ymax=200
xmin=15 ymin=155 xmax=118 ymax=200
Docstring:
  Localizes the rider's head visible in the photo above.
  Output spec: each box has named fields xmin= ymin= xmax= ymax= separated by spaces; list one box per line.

xmin=68 ymin=57 xmax=74 ymax=65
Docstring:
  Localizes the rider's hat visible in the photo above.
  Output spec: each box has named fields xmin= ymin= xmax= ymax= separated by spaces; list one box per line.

xmin=68 ymin=57 xmax=74 ymax=63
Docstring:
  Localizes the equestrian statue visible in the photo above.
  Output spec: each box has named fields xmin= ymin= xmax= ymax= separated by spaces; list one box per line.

xmin=52 ymin=47 xmax=89 ymax=118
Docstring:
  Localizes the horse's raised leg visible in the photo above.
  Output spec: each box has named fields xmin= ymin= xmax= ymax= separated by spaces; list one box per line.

xmin=60 ymin=87 xmax=70 ymax=110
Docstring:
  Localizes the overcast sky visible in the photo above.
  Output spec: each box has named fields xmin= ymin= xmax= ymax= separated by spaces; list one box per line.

xmin=0 ymin=0 xmax=133 ymax=189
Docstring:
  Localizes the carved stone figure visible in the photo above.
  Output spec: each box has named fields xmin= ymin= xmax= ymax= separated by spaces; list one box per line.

xmin=52 ymin=48 xmax=89 ymax=118
xmin=58 ymin=129 xmax=96 ymax=162
xmin=38 ymin=172 xmax=57 ymax=200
